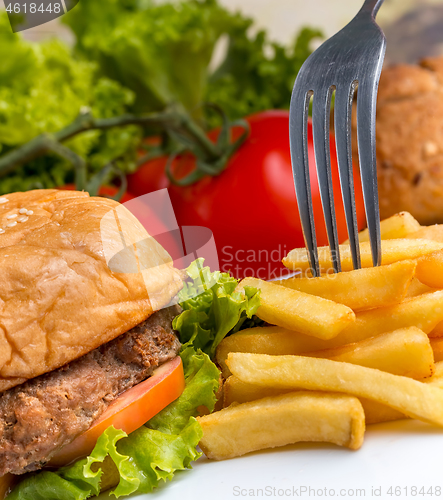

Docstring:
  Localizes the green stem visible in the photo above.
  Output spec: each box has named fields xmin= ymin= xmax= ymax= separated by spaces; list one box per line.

xmin=0 ymin=109 xmax=217 ymax=179
xmin=180 ymin=113 xmax=220 ymax=161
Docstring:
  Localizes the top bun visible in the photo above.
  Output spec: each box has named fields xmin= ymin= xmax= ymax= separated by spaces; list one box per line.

xmin=0 ymin=189 xmax=183 ymax=392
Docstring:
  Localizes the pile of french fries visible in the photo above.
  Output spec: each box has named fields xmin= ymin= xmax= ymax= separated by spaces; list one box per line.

xmin=197 ymin=212 xmax=443 ymax=460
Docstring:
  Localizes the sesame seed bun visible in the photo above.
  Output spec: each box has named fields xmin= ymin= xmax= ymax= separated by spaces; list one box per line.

xmin=0 ymin=189 xmax=182 ymax=392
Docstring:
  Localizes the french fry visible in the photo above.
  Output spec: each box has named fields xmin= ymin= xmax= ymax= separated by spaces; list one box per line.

xmin=358 ymin=398 xmax=405 ymax=425
xmin=430 ymin=338 xmax=443 ymax=362
xmin=223 ymin=376 xmax=289 ymax=407
xmin=331 ymin=291 xmax=443 ymax=347
xmin=217 ymin=298 xmax=443 ymax=377
xmin=416 ymin=249 xmax=443 ymax=289
xmin=227 ymin=353 xmax=443 ymax=427
xmin=218 ymin=327 xmax=433 ymax=380
xmin=410 ymin=224 xmax=443 ymax=243
xmin=223 ymin=328 xmax=434 ymax=403
xmin=216 ymin=327 xmax=334 ymax=379
xmin=282 ymin=239 xmax=443 ymax=273
xmin=343 ymin=212 xmax=420 ymax=244
xmin=224 ymin=360 xmax=443 ymax=425
xmin=302 ymin=327 xmax=434 ymax=379
xmin=352 ymin=361 xmax=443 ymax=423
xmin=198 ymin=391 xmax=365 ymax=459
xmin=221 ymin=291 xmax=443 ymax=358
xmin=424 ymin=361 xmax=443 ymax=388
xmin=405 ymin=278 xmax=437 ymax=298
xmin=237 ymin=278 xmax=355 ymax=340
xmin=273 ymin=261 xmax=415 ymax=311
xmin=429 ymin=320 xmax=443 ymax=338
xmin=223 ymin=376 xmax=406 ymax=425
xmin=364 ymin=361 xmax=443 ymax=424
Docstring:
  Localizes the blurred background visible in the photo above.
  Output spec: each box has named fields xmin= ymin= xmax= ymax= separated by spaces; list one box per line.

xmin=4 ymin=0 xmax=443 ymax=63
xmin=0 ymin=0 xmax=442 ymax=278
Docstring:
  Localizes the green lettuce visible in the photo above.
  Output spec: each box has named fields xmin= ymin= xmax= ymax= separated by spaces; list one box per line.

xmin=63 ymin=0 xmax=234 ymax=117
xmin=7 ymin=347 xmax=220 ymax=500
xmin=0 ymin=12 xmax=139 ymax=195
xmin=173 ymin=258 xmax=261 ymax=358
xmin=63 ymin=0 xmax=322 ymax=125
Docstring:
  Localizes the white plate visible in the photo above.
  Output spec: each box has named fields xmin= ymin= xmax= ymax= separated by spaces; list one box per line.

xmin=98 ymin=419 xmax=443 ymax=500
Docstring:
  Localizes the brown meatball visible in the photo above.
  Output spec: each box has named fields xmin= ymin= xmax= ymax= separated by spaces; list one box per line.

xmin=351 ymin=56 xmax=443 ymax=225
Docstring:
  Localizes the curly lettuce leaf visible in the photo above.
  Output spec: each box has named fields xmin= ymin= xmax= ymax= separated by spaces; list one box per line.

xmin=63 ymin=0 xmax=233 ymax=116
xmin=63 ymin=0 xmax=322 ymax=124
xmin=0 ymin=11 xmax=139 ymax=195
xmin=7 ymin=347 xmax=219 ymax=500
xmin=149 ymin=346 xmax=220 ymax=434
xmin=173 ymin=258 xmax=261 ymax=358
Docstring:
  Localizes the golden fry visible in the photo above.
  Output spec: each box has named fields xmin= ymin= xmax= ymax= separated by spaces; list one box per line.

xmin=365 ymin=361 xmax=443 ymax=424
xmin=227 ymin=353 xmax=443 ymax=427
xmin=273 ymin=261 xmax=415 ymax=311
xmin=223 ymin=376 xmax=405 ymax=425
xmin=223 ymin=376 xmax=289 ymax=407
xmin=405 ymin=278 xmax=437 ymax=298
xmin=343 ymin=212 xmax=420 ymax=244
xmin=358 ymin=398 xmax=405 ymax=425
xmin=431 ymin=338 xmax=443 ymax=363
xmin=198 ymin=391 xmax=365 ymax=460
xmin=282 ymin=239 xmax=443 ymax=273
xmin=302 ymin=327 xmax=434 ymax=380
xmin=331 ymin=291 xmax=443 ymax=347
xmin=416 ymin=249 xmax=443 ymax=289
xmin=216 ymin=327 xmax=333 ymax=379
xmin=219 ymin=291 xmax=443 ymax=366
xmin=410 ymin=225 xmax=443 ymax=243
xmin=238 ymin=278 xmax=355 ymax=340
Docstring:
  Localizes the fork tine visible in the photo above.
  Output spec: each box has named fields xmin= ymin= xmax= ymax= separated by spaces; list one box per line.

xmin=356 ymin=80 xmax=381 ymax=266
xmin=289 ymin=88 xmax=320 ymax=277
xmin=312 ymin=88 xmax=341 ymax=273
xmin=334 ymin=82 xmax=361 ymax=270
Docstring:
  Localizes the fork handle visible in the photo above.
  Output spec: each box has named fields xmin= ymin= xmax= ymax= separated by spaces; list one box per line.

xmin=359 ymin=0 xmax=385 ymax=18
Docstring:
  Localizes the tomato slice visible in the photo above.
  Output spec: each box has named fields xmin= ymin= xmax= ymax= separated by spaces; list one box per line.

xmin=50 ymin=356 xmax=185 ymax=467
xmin=0 ymin=473 xmax=16 ymax=500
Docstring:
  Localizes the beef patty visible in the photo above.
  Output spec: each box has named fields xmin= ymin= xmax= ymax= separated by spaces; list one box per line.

xmin=0 ymin=305 xmax=181 ymax=476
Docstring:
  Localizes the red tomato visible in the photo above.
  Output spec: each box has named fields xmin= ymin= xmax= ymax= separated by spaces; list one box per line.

xmin=130 ymin=156 xmax=170 ymax=193
xmin=0 ymin=474 xmax=16 ymax=499
xmin=129 ymin=111 xmax=366 ymax=279
xmin=49 ymin=356 xmax=185 ymax=467
xmin=132 ymin=136 xmax=170 ymax=193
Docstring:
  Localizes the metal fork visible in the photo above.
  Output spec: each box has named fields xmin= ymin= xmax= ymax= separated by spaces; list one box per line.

xmin=289 ymin=0 xmax=386 ymax=276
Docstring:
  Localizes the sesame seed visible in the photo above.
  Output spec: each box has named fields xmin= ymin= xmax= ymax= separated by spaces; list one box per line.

xmin=6 ymin=214 xmax=17 ymax=219
xmin=0 ymin=229 xmax=4 ymax=234
xmin=6 ymin=222 xmax=17 ymax=228
xmin=17 ymin=215 xmax=28 ymax=223
xmin=19 ymin=208 xmax=27 ymax=214
xmin=26 ymin=210 xmax=34 ymax=216
xmin=0 ymin=198 xmax=8 ymax=204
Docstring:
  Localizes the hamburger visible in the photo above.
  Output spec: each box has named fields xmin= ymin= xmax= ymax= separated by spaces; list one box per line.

xmin=0 ymin=189 xmax=201 ymax=497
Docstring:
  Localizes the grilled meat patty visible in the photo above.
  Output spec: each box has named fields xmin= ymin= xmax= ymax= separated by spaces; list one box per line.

xmin=0 ymin=305 xmax=181 ymax=476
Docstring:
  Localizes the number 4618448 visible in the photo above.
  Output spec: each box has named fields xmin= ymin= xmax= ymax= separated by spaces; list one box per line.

xmin=6 ymin=3 xmax=62 ymax=14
